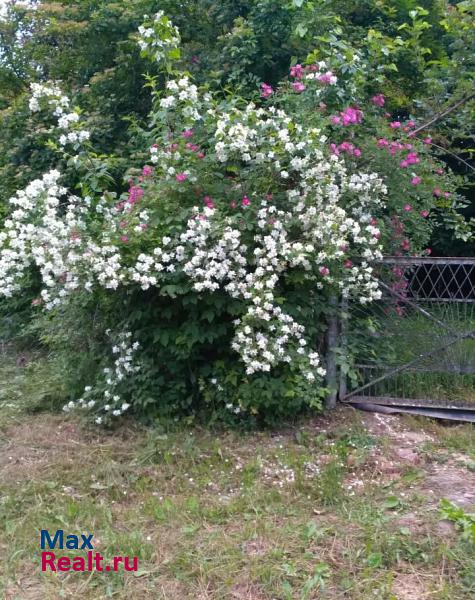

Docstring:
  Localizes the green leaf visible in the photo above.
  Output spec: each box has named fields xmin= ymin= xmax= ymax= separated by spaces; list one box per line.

xmin=383 ymin=496 xmax=401 ymax=509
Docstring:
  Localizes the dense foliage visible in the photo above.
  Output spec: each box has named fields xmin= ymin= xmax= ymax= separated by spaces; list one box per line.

xmin=0 ymin=1 xmax=473 ymax=424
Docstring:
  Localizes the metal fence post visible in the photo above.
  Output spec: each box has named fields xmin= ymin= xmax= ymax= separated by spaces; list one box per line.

xmin=325 ymin=294 xmax=339 ymax=410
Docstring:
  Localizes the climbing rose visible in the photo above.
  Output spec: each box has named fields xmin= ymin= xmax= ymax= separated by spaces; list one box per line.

xmin=260 ymin=83 xmax=273 ymax=99
xmin=371 ymin=94 xmax=385 ymax=107
xmin=292 ymin=82 xmax=305 ymax=93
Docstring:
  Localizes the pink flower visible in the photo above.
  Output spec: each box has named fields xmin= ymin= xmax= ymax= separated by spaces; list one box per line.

xmin=204 ymin=196 xmax=214 ymax=209
xmin=400 ymin=160 xmax=408 ymax=168
xmin=371 ymin=94 xmax=385 ymax=107
xmin=119 ymin=220 xmax=127 ymax=229
xmin=120 ymin=235 xmax=129 ymax=243
xmin=406 ymin=152 xmax=419 ymax=165
xmin=407 ymin=120 xmax=416 ymax=128
xmin=266 ymin=194 xmax=273 ymax=201
xmin=230 ymin=201 xmax=237 ymax=209
xmin=344 ymin=259 xmax=353 ymax=268
xmin=353 ymin=148 xmax=362 ymax=157
xmin=423 ymin=137 xmax=432 ymax=145
xmin=142 ymin=165 xmax=153 ymax=177
xmin=331 ymin=115 xmax=342 ymax=125
xmin=176 ymin=172 xmax=188 ymax=182
xmin=182 ymin=129 xmax=194 ymax=138
xmin=420 ymin=210 xmax=429 ymax=218
xmin=260 ymin=83 xmax=273 ymax=99
xmin=390 ymin=121 xmax=401 ymax=129
xmin=241 ymin=196 xmax=250 ymax=207
xmin=319 ymin=266 xmax=330 ymax=277
xmin=444 ymin=191 xmax=451 ymax=198
xmin=401 ymin=238 xmax=410 ymax=251
xmin=128 ymin=186 xmax=144 ymax=204
xmin=411 ymin=176 xmax=421 ymax=185
xmin=197 ymin=152 xmax=205 ymax=159
xmin=290 ymin=63 xmax=304 ymax=79
xmin=425 ymin=248 xmax=432 ymax=255
xmin=317 ymin=71 xmax=336 ymax=85
xmin=436 ymin=168 xmax=444 ymax=175
xmin=433 ymin=188 xmax=441 ymax=197
xmin=403 ymin=204 xmax=412 ymax=212
xmin=340 ymin=106 xmax=363 ymax=126
xmin=292 ymin=81 xmax=305 ymax=93
xmin=377 ymin=138 xmax=389 ymax=148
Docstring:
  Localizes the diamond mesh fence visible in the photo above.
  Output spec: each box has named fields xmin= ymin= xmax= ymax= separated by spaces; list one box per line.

xmin=340 ymin=257 xmax=475 ymax=408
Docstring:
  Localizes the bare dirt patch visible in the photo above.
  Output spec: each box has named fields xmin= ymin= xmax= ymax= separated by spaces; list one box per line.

xmin=230 ymin=580 xmax=269 ymax=600
xmin=424 ymin=463 xmax=475 ymax=508
xmin=391 ymin=572 xmax=432 ymax=599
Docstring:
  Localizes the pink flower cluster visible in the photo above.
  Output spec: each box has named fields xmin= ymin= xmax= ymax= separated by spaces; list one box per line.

xmin=317 ymin=71 xmax=337 ymax=85
xmin=371 ymin=94 xmax=385 ymax=107
xmin=292 ymin=82 xmax=305 ymax=93
xmin=203 ymin=195 xmax=214 ymax=209
xmin=290 ymin=63 xmax=304 ymax=79
xmin=399 ymin=152 xmax=420 ymax=169
xmin=331 ymin=106 xmax=363 ymax=126
xmin=260 ymin=83 xmax=273 ymax=99
xmin=185 ymin=142 xmax=205 ymax=158
xmin=390 ymin=119 xmax=416 ymax=133
xmin=128 ymin=185 xmax=144 ymax=205
xmin=330 ymin=141 xmax=361 ymax=157
xmin=229 ymin=196 xmax=251 ymax=209
xmin=289 ymin=63 xmax=336 ymax=85
xmin=376 ymin=138 xmax=414 ymax=157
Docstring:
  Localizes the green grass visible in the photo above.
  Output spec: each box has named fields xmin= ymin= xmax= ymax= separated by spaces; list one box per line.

xmin=0 ymin=356 xmax=475 ymax=599
xmin=348 ymin=303 xmax=475 ymax=404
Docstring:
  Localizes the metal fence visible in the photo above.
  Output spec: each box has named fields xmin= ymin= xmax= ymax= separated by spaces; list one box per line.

xmin=332 ymin=257 xmax=475 ymax=420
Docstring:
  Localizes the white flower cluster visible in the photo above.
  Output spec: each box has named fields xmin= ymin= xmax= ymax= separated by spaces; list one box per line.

xmin=29 ymin=82 xmax=90 ymax=147
xmin=0 ymin=12 xmax=390 ymax=413
xmin=0 ymin=170 xmax=86 ymax=303
xmin=137 ymin=11 xmax=180 ymax=64
xmin=63 ymin=332 xmax=140 ymax=424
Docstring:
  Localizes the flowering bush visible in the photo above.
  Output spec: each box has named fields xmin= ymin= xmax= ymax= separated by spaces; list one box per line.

xmin=0 ymin=13 xmax=469 ymax=424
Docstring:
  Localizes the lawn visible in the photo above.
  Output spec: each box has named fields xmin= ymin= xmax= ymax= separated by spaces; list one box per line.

xmin=0 ymin=354 xmax=474 ymax=599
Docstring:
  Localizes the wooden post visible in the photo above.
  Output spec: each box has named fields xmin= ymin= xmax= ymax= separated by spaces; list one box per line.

xmin=338 ymin=296 xmax=348 ymax=401
xmin=325 ymin=294 xmax=338 ymax=410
